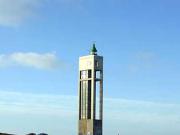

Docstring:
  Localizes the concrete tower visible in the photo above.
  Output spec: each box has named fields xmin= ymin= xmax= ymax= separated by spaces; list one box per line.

xmin=78 ymin=44 xmax=103 ymax=135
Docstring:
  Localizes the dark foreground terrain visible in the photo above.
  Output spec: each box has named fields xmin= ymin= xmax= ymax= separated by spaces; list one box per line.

xmin=0 ymin=133 xmax=48 ymax=135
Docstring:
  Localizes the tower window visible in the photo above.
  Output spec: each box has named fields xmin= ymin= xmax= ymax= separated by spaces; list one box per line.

xmin=96 ymin=71 xmax=101 ymax=79
xmin=95 ymin=61 xmax=99 ymax=67
xmin=81 ymin=70 xmax=92 ymax=79
xmin=95 ymin=81 xmax=100 ymax=120
xmin=81 ymin=70 xmax=88 ymax=79
xmin=88 ymin=70 xmax=92 ymax=78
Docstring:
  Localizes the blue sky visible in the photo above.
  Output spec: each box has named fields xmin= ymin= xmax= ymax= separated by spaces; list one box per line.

xmin=0 ymin=0 xmax=180 ymax=134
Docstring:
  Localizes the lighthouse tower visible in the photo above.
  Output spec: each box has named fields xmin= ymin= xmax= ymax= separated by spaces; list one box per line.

xmin=78 ymin=44 xmax=103 ymax=135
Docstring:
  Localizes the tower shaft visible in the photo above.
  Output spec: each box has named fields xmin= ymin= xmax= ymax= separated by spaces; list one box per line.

xmin=78 ymin=51 xmax=103 ymax=135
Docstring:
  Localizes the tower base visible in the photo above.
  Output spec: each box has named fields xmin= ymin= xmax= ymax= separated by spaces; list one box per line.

xmin=78 ymin=120 xmax=102 ymax=135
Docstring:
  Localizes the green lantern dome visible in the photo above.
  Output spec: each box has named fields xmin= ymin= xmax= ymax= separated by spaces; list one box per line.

xmin=90 ymin=43 xmax=97 ymax=55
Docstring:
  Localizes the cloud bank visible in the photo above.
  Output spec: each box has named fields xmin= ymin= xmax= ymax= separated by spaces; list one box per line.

xmin=0 ymin=52 xmax=61 ymax=70
xmin=0 ymin=90 xmax=179 ymax=135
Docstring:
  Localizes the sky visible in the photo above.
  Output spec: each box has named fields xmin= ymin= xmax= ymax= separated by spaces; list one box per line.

xmin=0 ymin=0 xmax=180 ymax=134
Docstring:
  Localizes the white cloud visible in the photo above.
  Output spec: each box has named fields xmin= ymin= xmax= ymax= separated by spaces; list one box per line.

xmin=0 ymin=52 xmax=62 ymax=70
xmin=128 ymin=51 xmax=157 ymax=73
xmin=0 ymin=0 xmax=43 ymax=27
xmin=0 ymin=0 xmax=82 ymax=27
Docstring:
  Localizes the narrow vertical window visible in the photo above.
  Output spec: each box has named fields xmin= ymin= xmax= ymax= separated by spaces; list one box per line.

xmin=95 ymin=60 xmax=99 ymax=67
xmin=95 ymin=81 xmax=100 ymax=120
xmin=88 ymin=70 xmax=92 ymax=78
xmin=87 ymin=80 xmax=91 ymax=119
